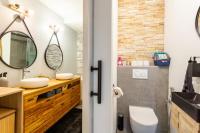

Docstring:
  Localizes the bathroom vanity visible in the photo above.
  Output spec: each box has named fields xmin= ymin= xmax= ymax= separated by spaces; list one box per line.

xmin=23 ymin=77 xmax=81 ymax=133
xmin=0 ymin=87 xmax=23 ymax=133
xmin=171 ymin=102 xmax=200 ymax=133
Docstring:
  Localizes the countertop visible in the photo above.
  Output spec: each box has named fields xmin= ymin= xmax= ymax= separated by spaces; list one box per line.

xmin=0 ymin=87 xmax=23 ymax=97
xmin=22 ymin=76 xmax=80 ymax=96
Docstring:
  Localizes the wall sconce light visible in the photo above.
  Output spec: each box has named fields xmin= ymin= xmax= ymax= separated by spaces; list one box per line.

xmin=8 ymin=3 xmax=34 ymax=19
xmin=49 ymin=25 xmax=60 ymax=33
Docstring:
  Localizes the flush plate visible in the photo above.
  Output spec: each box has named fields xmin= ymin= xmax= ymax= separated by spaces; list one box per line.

xmin=132 ymin=69 xmax=148 ymax=79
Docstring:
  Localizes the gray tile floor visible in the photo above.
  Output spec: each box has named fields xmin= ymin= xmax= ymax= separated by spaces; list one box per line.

xmin=46 ymin=108 xmax=82 ymax=133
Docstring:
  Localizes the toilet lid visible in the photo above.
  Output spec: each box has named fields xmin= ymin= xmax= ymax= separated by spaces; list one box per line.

xmin=129 ymin=106 xmax=158 ymax=126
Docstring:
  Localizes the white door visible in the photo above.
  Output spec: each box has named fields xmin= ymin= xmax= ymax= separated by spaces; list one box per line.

xmin=83 ymin=0 xmax=118 ymax=133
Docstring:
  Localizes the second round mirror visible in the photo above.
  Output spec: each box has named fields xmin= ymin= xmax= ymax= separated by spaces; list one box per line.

xmin=45 ymin=32 xmax=63 ymax=70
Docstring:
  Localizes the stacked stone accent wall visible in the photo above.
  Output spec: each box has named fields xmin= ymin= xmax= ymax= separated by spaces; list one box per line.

xmin=118 ymin=0 xmax=164 ymax=63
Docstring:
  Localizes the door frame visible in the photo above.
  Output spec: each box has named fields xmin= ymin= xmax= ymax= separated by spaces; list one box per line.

xmin=82 ymin=0 xmax=118 ymax=133
xmin=82 ymin=0 xmax=93 ymax=132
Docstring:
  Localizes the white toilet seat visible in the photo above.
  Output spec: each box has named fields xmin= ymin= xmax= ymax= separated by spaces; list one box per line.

xmin=129 ymin=106 xmax=158 ymax=133
xmin=129 ymin=106 xmax=158 ymax=126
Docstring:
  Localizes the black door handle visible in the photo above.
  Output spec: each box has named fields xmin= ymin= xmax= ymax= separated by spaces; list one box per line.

xmin=90 ymin=60 xmax=102 ymax=104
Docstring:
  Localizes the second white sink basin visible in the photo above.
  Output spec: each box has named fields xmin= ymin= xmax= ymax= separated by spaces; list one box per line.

xmin=20 ymin=78 xmax=49 ymax=89
xmin=56 ymin=73 xmax=74 ymax=80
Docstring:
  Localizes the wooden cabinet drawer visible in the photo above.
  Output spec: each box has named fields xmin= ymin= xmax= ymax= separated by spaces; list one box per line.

xmin=53 ymin=99 xmax=71 ymax=119
xmin=0 ymin=113 xmax=15 ymax=133
xmin=71 ymin=95 xmax=80 ymax=106
xmin=54 ymin=90 xmax=71 ymax=105
xmin=24 ymin=98 xmax=53 ymax=126
xmin=171 ymin=103 xmax=179 ymax=116
xmin=24 ymin=96 xmax=38 ymax=109
xmin=71 ymin=85 xmax=80 ymax=94
xmin=0 ymin=108 xmax=15 ymax=133
xmin=25 ymin=109 xmax=54 ymax=133
xmin=171 ymin=114 xmax=179 ymax=129
xmin=71 ymin=85 xmax=80 ymax=106
xmin=179 ymin=114 xmax=194 ymax=133
xmin=171 ymin=104 xmax=179 ymax=129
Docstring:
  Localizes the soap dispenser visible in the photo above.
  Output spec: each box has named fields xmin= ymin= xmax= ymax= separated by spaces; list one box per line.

xmin=0 ymin=72 xmax=8 ymax=87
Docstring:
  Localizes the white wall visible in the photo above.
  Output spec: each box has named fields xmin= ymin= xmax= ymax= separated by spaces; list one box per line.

xmin=165 ymin=0 xmax=200 ymax=91
xmin=76 ymin=32 xmax=83 ymax=74
xmin=0 ymin=0 xmax=77 ymax=87
xmin=59 ymin=26 xmax=77 ymax=74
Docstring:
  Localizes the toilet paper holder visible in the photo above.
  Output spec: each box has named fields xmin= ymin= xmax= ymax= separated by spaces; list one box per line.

xmin=114 ymin=89 xmax=119 ymax=95
xmin=113 ymin=85 xmax=123 ymax=98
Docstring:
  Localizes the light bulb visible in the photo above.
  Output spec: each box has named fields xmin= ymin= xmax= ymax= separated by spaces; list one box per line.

xmin=49 ymin=24 xmax=60 ymax=33
xmin=26 ymin=9 xmax=34 ymax=17
xmin=19 ymin=13 xmax=25 ymax=20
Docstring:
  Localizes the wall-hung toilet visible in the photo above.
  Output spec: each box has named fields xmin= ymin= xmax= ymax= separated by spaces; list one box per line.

xmin=129 ymin=106 xmax=158 ymax=133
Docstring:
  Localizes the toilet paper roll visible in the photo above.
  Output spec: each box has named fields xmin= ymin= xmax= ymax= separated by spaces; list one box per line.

xmin=113 ymin=87 xmax=123 ymax=98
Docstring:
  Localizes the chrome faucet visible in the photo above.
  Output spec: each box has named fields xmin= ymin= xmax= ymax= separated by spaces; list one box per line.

xmin=22 ymin=68 xmax=30 ymax=79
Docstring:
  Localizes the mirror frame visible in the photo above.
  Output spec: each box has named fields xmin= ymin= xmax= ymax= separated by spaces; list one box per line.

xmin=44 ymin=32 xmax=63 ymax=70
xmin=195 ymin=6 xmax=200 ymax=37
xmin=0 ymin=30 xmax=38 ymax=69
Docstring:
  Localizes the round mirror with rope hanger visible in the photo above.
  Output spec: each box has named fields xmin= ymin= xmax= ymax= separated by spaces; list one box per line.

xmin=0 ymin=14 xmax=37 ymax=69
xmin=44 ymin=31 xmax=63 ymax=70
xmin=195 ymin=6 xmax=200 ymax=37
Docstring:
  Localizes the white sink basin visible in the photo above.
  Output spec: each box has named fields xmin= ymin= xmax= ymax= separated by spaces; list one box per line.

xmin=56 ymin=73 xmax=74 ymax=80
xmin=20 ymin=78 xmax=49 ymax=89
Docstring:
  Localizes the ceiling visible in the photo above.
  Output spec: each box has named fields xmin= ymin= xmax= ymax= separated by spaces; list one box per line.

xmin=39 ymin=0 xmax=83 ymax=32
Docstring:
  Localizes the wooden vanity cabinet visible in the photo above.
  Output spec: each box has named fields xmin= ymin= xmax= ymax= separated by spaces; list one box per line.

xmin=23 ymin=77 xmax=81 ymax=133
xmin=0 ymin=88 xmax=23 ymax=133
xmin=171 ymin=102 xmax=200 ymax=133
xmin=0 ymin=108 xmax=16 ymax=133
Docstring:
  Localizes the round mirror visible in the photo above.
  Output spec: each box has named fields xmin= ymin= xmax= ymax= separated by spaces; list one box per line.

xmin=0 ymin=31 xmax=37 ymax=69
xmin=196 ymin=7 xmax=200 ymax=37
xmin=45 ymin=44 xmax=63 ymax=70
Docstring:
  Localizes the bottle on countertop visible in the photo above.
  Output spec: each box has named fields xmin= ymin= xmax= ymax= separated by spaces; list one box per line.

xmin=0 ymin=72 xmax=8 ymax=87
xmin=117 ymin=56 xmax=123 ymax=66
